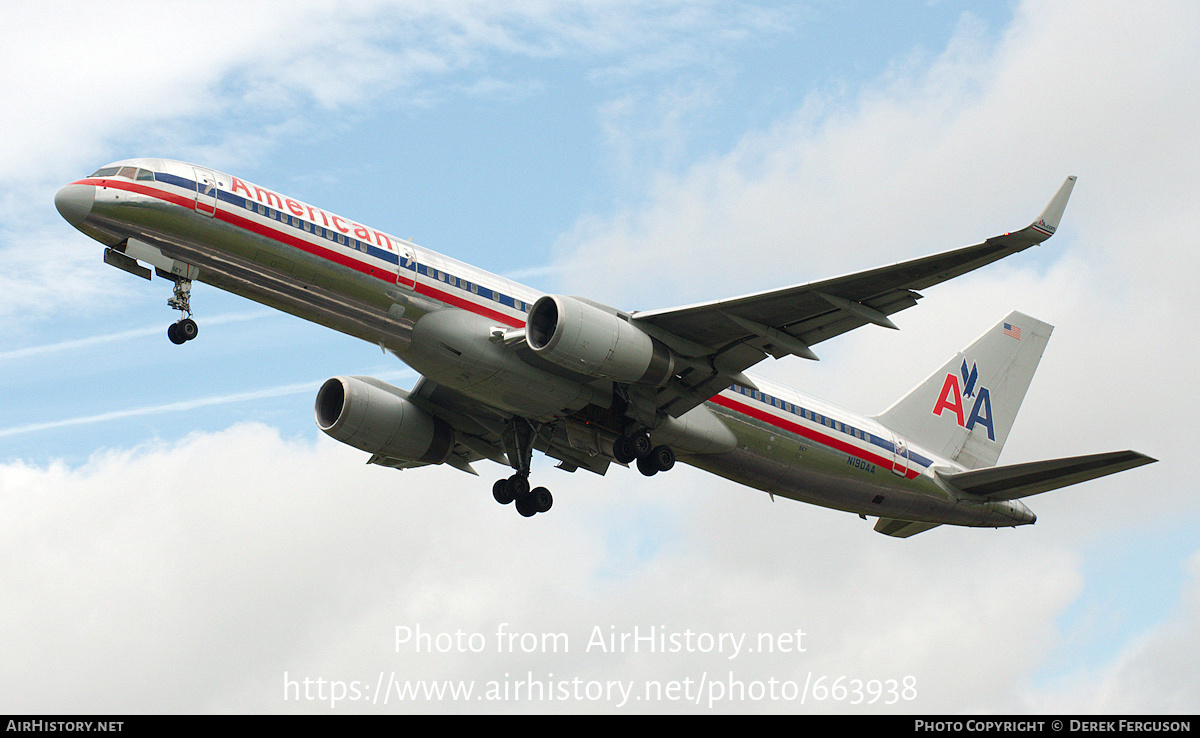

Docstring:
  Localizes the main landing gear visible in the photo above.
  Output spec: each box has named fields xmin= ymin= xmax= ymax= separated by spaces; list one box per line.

xmin=488 ymin=422 xmax=676 ymax=518
xmin=612 ymin=431 xmax=675 ymax=476
xmin=493 ymin=474 xmax=553 ymax=517
xmin=166 ymin=277 xmax=199 ymax=345
xmin=492 ymin=418 xmax=554 ymax=517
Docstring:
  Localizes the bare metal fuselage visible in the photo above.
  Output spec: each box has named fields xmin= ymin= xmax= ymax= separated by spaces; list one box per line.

xmin=56 ymin=158 xmax=1037 ymax=530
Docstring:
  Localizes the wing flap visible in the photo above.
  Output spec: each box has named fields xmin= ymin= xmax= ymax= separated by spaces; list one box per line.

xmin=874 ymin=518 xmax=943 ymax=538
xmin=939 ymin=450 xmax=1156 ymax=500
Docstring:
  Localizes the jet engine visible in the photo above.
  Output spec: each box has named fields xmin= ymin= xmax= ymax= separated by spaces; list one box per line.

xmin=526 ymin=294 xmax=674 ymax=386
xmin=315 ymin=376 xmax=453 ymax=464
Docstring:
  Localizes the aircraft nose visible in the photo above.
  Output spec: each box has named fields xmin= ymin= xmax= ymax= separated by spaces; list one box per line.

xmin=55 ymin=184 xmax=94 ymax=227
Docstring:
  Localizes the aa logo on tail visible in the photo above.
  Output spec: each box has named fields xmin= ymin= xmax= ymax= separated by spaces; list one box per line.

xmin=931 ymin=359 xmax=995 ymax=441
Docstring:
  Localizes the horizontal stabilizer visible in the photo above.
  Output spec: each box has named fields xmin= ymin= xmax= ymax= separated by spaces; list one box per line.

xmin=939 ymin=450 xmax=1156 ymax=501
xmin=874 ymin=517 xmax=942 ymax=538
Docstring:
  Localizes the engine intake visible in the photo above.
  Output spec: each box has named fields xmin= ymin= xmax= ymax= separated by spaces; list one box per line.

xmin=526 ymin=295 xmax=674 ymax=386
xmin=315 ymin=376 xmax=453 ymax=464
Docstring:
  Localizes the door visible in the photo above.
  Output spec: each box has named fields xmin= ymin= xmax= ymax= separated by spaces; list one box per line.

xmin=193 ymin=167 xmax=217 ymax=217
xmin=891 ymin=437 xmax=910 ymax=477
xmin=396 ymin=243 xmax=417 ymax=290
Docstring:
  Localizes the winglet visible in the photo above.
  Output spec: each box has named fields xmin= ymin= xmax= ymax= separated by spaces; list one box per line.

xmin=1029 ymin=176 xmax=1076 ymax=240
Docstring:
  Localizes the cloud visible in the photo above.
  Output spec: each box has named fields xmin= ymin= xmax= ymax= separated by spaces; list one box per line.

xmin=2 ymin=0 xmax=796 ymax=323
xmin=0 ymin=423 xmax=1110 ymax=712
xmin=553 ymin=0 xmax=1200 ymax=310
xmin=1023 ymin=550 xmax=1200 ymax=713
xmin=3 ymin=0 xmax=1197 ymax=715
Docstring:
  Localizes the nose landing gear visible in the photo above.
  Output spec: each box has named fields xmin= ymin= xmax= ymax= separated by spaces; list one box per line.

xmin=168 ymin=317 xmax=199 ymax=344
xmin=166 ymin=278 xmax=199 ymax=344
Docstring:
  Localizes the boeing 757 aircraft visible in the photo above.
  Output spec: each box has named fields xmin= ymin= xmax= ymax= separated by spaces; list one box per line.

xmin=55 ymin=161 xmax=1154 ymax=536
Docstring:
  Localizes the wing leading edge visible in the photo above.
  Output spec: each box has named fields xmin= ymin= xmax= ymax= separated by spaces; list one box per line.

xmin=631 ymin=177 xmax=1077 ymax=416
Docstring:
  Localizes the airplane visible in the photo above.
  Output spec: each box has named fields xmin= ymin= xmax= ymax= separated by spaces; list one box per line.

xmin=55 ymin=160 xmax=1155 ymax=536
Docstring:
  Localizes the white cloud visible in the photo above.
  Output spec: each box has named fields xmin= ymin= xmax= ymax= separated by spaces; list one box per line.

xmin=2 ymin=0 xmax=796 ymax=322
xmin=1022 ymin=550 xmax=1200 ymax=713
xmin=3 ymin=0 xmax=1198 ymax=715
xmin=0 ymin=424 xmax=1107 ymax=712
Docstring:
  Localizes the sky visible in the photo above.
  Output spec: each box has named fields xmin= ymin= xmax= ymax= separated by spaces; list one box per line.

xmin=1 ymin=0 xmax=1197 ymax=714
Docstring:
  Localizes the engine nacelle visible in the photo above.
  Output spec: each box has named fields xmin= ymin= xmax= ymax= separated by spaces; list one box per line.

xmin=314 ymin=376 xmax=453 ymax=464
xmin=526 ymin=294 xmax=675 ymax=386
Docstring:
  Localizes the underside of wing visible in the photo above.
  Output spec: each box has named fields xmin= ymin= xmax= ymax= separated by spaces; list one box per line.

xmin=401 ymin=377 xmax=614 ymax=477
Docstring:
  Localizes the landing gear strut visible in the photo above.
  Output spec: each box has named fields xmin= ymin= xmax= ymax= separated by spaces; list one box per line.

xmin=492 ymin=418 xmax=553 ymax=517
xmin=166 ymin=277 xmax=198 ymax=344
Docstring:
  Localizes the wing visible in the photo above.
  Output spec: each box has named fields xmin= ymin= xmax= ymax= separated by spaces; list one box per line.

xmin=632 ymin=177 xmax=1077 ymax=417
xmin=382 ymin=377 xmax=614 ymax=477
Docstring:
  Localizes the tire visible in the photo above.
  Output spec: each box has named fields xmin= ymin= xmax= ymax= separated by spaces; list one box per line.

xmin=168 ymin=323 xmax=186 ymax=345
xmin=493 ymin=478 xmax=514 ymax=505
xmin=515 ymin=495 xmax=538 ymax=517
xmin=613 ymin=436 xmax=636 ymax=464
xmin=636 ymin=453 xmax=659 ymax=477
xmin=651 ymin=445 xmax=675 ymax=472
xmin=178 ymin=318 xmax=199 ymax=341
xmin=531 ymin=486 xmax=553 ymax=513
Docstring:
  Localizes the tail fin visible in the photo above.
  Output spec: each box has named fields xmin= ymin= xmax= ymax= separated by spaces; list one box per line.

xmin=874 ymin=311 xmax=1053 ymax=469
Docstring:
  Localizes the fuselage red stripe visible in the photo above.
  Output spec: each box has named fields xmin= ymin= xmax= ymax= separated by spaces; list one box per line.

xmin=79 ymin=177 xmax=527 ymax=328
xmin=710 ymin=393 xmax=920 ymax=479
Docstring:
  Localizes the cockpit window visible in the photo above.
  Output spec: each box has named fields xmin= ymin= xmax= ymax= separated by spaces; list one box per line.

xmin=88 ymin=165 xmax=155 ymax=181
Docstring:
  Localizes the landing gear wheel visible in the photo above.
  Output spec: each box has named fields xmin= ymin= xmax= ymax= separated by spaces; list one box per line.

xmin=530 ymin=486 xmax=553 ymax=513
xmin=614 ymin=432 xmax=653 ymax=464
xmin=178 ymin=318 xmax=198 ymax=341
xmin=493 ymin=478 xmax=515 ymax=505
xmin=636 ymin=453 xmax=659 ymax=477
xmin=631 ymin=433 xmax=653 ymax=457
xmin=613 ymin=435 xmax=636 ymax=464
xmin=508 ymin=473 xmax=530 ymax=499
xmin=514 ymin=493 xmax=538 ymax=517
xmin=168 ymin=318 xmax=199 ymax=344
xmin=650 ymin=444 xmax=675 ymax=472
